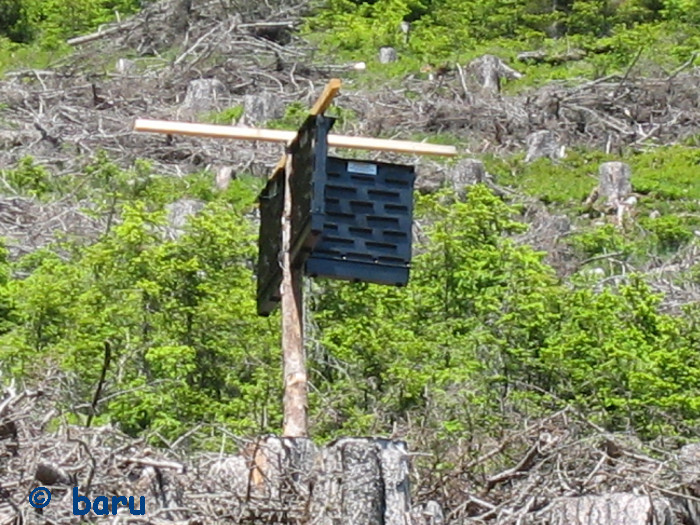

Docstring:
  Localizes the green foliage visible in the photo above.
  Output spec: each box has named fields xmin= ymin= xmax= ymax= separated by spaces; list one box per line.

xmin=0 ymin=0 xmax=142 ymax=73
xmin=486 ymin=149 xmax=610 ymax=205
xmin=267 ymin=101 xmax=313 ymax=130
xmin=309 ymin=185 xmax=699 ymax=439
xmin=0 ymin=175 xmax=280 ymax=441
xmin=0 ymin=0 xmax=141 ymax=45
xmin=203 ymin=105 xmax=244 ymax=125
xmin=1 ymin=156 xmax=56 ymax=198
xmin=569 ymin=223 xmax=636 ymax=259
xmin=488 ymin=146 xmax=699 ymax=238
xmin=542 ymin=278 xmax=700 ymax=436
xmin=305 ymin=0 xmax=700 ymax=89
xmin=641 ymin=215 xmax=694 ymax=253
xmin=0 ymin=150 xmax=697 ymax=445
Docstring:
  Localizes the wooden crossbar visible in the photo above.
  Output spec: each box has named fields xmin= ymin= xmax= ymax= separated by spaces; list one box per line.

xmin=133 ymin=119 xmax=458 ymax=157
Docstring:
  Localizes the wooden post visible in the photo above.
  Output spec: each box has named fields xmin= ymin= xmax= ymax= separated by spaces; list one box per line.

xmin=279 ymin=79 xmax=341 ymax=437
xmin=281 ymin=152 xmax=307 ymax=437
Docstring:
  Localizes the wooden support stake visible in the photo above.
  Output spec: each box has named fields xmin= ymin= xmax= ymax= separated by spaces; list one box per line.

xmin=309 ymin=78 xmax=342 ymax=116
xmin=278 ymin=79 xmax=342 ymax=437
xmin=281 ymin=152 xmax=306 ymax=437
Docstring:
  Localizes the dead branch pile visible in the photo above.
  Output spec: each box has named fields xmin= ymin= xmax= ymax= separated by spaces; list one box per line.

xmin=1 ymin=0 xmax=697 ymax=178
xmin=413 ymin=407 xmax=700 ymax=524
xmin=0 ymin=196 xmax=102 ymax=258
xmin=2 ymin=379 xmax=700 ymax=525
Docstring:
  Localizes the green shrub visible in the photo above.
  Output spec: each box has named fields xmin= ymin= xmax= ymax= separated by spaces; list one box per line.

xmin=1 ymin=156 xmax=55 ymax=198
xmin=204 ymin=105 xmax=244 ymax=125
xmin=642 ymin=215 xmax=694 ymax=252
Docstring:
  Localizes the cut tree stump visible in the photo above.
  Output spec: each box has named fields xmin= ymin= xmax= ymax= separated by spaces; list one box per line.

xmin=525 ymin=130 xmax=565 ymax=162
xmin=310 ymin=437 xmax=411 ymax=525
xmin=241 ymin=92 xmax=285 ymax=126
xmin=182 ymin=78 xmax=228 ymax=113
xmin=598 ymin=161 xmax=632 ymax=207
xmin=468 ymin=54 xmax=523 ymax=94
xmin=115 ymin=58 xmax=135 ymax=75
xmin=206 ymin=436 xmax=418 ymax=524
xmin=379 ymin=46 xmax=398 ymax=64
xmin=412 ymin=500 xmax=445 ymax=525
xmin=678 ymin=443 xmax=700 ymax=523
xmin=449 ymin=158 xmax=486 ymax=195
xmin=214 ymin=165 xmax=235 ymax=190
xmin=546 ymin=493 xmax=675 ymax=525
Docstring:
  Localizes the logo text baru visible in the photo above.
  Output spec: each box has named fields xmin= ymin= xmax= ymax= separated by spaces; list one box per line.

xmin=72 ymin=487 xmax=145 ymax=516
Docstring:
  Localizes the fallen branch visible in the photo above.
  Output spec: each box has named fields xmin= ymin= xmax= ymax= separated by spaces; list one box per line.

xmin=66 ymin=21 xmax=136 ymax=46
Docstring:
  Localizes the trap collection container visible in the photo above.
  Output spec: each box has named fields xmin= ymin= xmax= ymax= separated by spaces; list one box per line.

xmin=256 ymin=114 xmax=416 ymax=316
xmin=257 ymin=114 xmax=332 ymax=316
xmin=305 ymin=156 xmax=415 ymax=286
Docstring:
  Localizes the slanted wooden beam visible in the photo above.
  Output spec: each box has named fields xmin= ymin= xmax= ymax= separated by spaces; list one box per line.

xmin=309 ymin=78 xmax=342 ymax=116
xmin=133 ymin=118 xmax=458 ymax=157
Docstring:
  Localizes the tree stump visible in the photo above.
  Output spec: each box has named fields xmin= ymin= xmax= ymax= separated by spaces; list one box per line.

xmin=412 ymin=500 xmax=444 ymax=525
xmin=449 ymin=158 xmax=486 ymax=195
xmin=678 ymin=443 xmax=700 ymax=523
xmin=379 ymin=46 xmax=398 ymax=64
xmin=240 ymin=92 xmax=284 ymax=126
xmin=165 ymin=198 xmax=205 ymax=239
xmin=168 ymin=0 xmax=192 ymax=34
xmin=547 ymin=493 xmax=674 ymax=525
xmin=206 ymin=437 xmax=415 ymax=524
xmin=182 ymin=78 xmax=228 ymax=113
xmin=115 ymin=58 xmax=135 ymax=75
xmin=215 ymin=165 xmax=235 ymax=191
xmin=525 ymin=130 xmax=565 ymax=162
xmin=310 ymin=438 xmax=411 ymax=525
xmin=468 ymin=54 xmax=523 ymax=94
xmin=598 ymin=162 xmax=632 ymax=207
xmin=414 ymin=166 xmax=445 ymax=193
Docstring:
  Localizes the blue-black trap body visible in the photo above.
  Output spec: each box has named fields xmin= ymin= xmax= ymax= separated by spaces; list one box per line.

xmin=256 ymin=114 xmax=416 ymax=316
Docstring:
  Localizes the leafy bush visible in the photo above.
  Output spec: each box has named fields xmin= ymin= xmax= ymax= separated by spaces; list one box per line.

xmin=642 ymin=215 xmax=694 ymax=252
xmin=1 ymin=156 xmax=56 ymax=198
xmin=0 ymin=0 xmax=142 ymax=46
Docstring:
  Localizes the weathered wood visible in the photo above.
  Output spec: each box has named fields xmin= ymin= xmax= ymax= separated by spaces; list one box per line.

xmin=133 ymin=119 xmax=458 ymax=156
xmin=412 ymin=500 xmax=445 ymax=525
xmin=546 ymin=493 xmax=674 ymax=525
xmin=214 ymin=165 xmax=234 ymax=190
xmin=678 ymin=443 xmax=700 ymax=523
xmin=181 ymin=79 xmax=228 ymax=113
xmin=517 ymin=48 xmax=586 ymax=65
xmin=309 ymin=438 xmax=412 ymax=525
xmin=379 ymin=46 xmax=398 ymax=63
xmin=309 ymin=78 xmax=342 ymax=116
xmin=281 ymin=153 xmax=307 ymax=438
xmin=115 ymin=58 xmax=135 ymax=75
xmin=241 ymin=92 xmax=284 ymax=126
xmin=207 ymin=437 xmax=413 ymax=523
xmin=66 ymin=21 xmax=135 ymax=46
xmin=450 ymin=158 xmax=486 ymax=195
xmin=525 ymin=129 xmax=565 ymax=162
xmin=468 ymin=54 xmax=523 ymax=93
xmin=598 ymin=161 xmax=632 ymax=207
